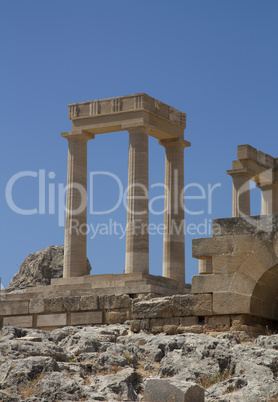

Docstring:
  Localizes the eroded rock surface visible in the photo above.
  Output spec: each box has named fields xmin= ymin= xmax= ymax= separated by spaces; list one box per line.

xmin=5 ymin=246 xmax=91 ymax=292
xmin=0 ymin=324 xmax=277 ymax=401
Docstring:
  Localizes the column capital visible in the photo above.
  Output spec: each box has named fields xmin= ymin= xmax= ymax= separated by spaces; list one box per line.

xmin=226 ymin=169 xmax=253 ymax=180
xmin=61 ymin=130 xmax=95 ymax=141
xmin=122 ymin=123 xmax=153 ymax=136
xmin=159 ymin=137 xmax=191 ymax=149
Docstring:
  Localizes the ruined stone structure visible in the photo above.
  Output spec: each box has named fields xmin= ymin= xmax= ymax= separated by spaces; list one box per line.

xmin=192 ymin=145 xmax=278 ymax=322
xmin=227 ymin=144 xmax=278 ymax=217
xmin=62 ymin=93 xmax=190 ymax=291
xmin=1 ymin=97 xmax=278 ymax=334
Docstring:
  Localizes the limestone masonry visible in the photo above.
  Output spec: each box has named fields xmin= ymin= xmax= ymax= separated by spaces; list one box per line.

xmin=1 ymin=94 xmax=278 ymax=335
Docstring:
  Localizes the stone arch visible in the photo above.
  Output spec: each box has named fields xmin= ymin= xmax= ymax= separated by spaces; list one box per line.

xmin=250 ymin=263 xmax=278 ymax=320
xmin=192 ymin=217 xmax=278 ymax=320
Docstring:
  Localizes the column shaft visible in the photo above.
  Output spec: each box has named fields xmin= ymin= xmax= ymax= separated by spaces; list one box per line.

xmin=160 ymin=139 xmax=187 ymax=283
xmin=125 ymin=128 xmax=149 ymax=274
xmin=232 ymin=174 xmax=251 ymax=217
xmin=63 ymin=132 xmax=93 ymax=277
xmin=261 ymin=184 xmax=278 ymax=215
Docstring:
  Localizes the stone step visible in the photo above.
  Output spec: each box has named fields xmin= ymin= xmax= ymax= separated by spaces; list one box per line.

xmin=50 ymin=272 xmax=182 ymax=288
xmin=4 ymin=281 xmax=190 ymax=302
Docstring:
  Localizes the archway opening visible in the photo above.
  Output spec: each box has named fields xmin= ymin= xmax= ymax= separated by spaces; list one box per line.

xmin=250 ymin=263 xmax=278 ymax=320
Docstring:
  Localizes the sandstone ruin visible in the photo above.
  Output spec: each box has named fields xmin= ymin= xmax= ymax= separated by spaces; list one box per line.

xmin=1 ymin=94 xmax=278 ymax=335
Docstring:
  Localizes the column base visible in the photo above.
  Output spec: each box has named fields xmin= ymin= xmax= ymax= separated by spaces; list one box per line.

xmin=10 ymin=273 xmax=191 ymax=298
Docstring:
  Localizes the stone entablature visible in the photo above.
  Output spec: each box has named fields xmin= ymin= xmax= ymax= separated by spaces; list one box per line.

xmin=227 ymin=145 xmax=278 ymax=216
xmin=68 ymin=93 xmax=186 ymax=139
xmin=229 ymin=144 xmax=278 ymax=174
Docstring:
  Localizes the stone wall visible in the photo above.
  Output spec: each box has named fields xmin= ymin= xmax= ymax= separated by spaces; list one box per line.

xmin=1 ymin=293 xmax=277 ymax=335
xmin=0 ymin=294 xmax=131 ymax=330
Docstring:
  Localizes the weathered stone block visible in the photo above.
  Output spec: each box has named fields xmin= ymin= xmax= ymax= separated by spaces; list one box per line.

xmin=130 ymin=320 xmax=141 ymax=333
xmin=180 ymin=316 xmax=199 ymax=326
xmin=178 ymin=325 xmax=203 ymax=334
xmin=163 ymin=325 xmax=178 ymax=335
xmin=62 ymin=297 xmax=80 ymax=311
xmin=213 ymin=215 xmax=278 ymax=237
xmin=192 ymin=236 xmax=234 ymax=259
xmin=140 ymin=318 xmax=150 ymax=331
xmin=229 ymin=271 xmax=257 ymax=295
xmin=205 ymin=315 xmax=231 ymax=330
xmin=192 ymin=294 xmax=213 ymax=316
xmin=230 ymin=314 xmax=263 ymax=327
xmin=80 ymin=295 xmax=98 ymax=311
xmin=213 ymin=292 xmax=251 ymax=315
xmin=163 ymin=317 xmax=180 ymax=326
xmin=171 ymin=295 xmax=194 ymax=316
xmin=132 ymin=297 xmax=172 ymax=319
xmin=99 ymin=294 xmax=132 ymax=310
xmin=150 ymin=318 xmax=166 ymax=327
xmin=44 ymin=298 xmax=64 ymax=312
xmin=151 ymin=326 xmax=164 ymax=334
xmin=212 ymin=254 xmax=243 ymax=274
xmin=192 ymin=274 xmax=235 ymax=294
xmin=70 ymin=311 xmax=103 ymax=325
xmin=29 ymin=299 xmax=45 ymax=314
xmin=37 ymin=313 xmax=67 ymax=328
xmin=144 ymin=379 xmax=205 ymax=402
xmin=0 ymin=301 xmax=29 ymax=316
xmin=150 ymin=318 xmax=165 ymax=334
xmin=171 ymin=294 xmax=213 ymax=317
xmin=3 ymin=315 xmax=33 ymax=328
xmin=105 ymin=310 xmax=130 ymax=324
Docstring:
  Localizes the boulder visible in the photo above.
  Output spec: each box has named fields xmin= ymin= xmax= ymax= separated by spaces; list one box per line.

xmin=5 ymin=245 xmax=91 ymax=292
xmin=144 ymin=379 xmax=205 ymax=402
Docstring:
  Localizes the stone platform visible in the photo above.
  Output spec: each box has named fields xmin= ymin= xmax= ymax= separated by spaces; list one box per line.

xmin=0 ymin=273 xmax=190 ymax=330
xmin=5 ymin=273 xmax=191 ymax=301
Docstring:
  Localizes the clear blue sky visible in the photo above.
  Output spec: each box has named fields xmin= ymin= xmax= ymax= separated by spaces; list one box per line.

xmin=0 ymin=0 xmax=277 ymax=287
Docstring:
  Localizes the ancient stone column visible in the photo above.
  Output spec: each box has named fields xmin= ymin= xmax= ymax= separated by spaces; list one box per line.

xmin=260 ymin=183 xmax=278 ymax=215
xmin=125 ymin=127 xmax=149 ymax=274
xmin=61 ymin=130 xmax=94 ymax=278
xmin=230 ymin=172 xmax=251 ymax=217
xmin=159 ymin=138 xmax=190 ymax=283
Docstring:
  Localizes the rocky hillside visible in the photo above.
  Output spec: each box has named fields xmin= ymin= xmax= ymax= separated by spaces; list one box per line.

xmin=5 ymin=246 xmax=91 ymax=292
xmin=0 ymin=324 xmax=277 ymax=401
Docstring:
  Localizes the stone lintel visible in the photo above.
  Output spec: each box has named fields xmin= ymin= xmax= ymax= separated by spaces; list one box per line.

xmin=159 ymin=137 xmax=191 ymax=148
xmin=67 ymin=93 xmax=186 ymax=140
xmin=229 ymin=146 xmax=278 ymax=184
xmin=61 ymin=130 xmax=95 ymax=140
xmin=237 ymin=144 xmax=277 ymax=170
